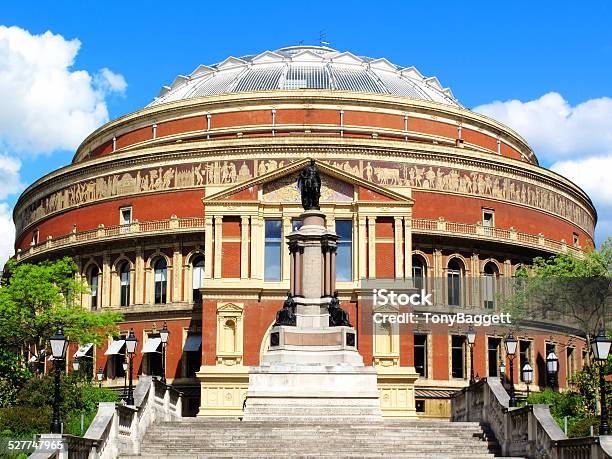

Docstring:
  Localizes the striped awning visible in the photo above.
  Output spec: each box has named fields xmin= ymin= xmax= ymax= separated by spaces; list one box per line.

xmin=415 ymin=389 xmax=459 ymax=399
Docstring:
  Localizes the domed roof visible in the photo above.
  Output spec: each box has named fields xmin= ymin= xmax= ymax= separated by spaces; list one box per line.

xmin=149 ymin=46 xmax=461 ymax=107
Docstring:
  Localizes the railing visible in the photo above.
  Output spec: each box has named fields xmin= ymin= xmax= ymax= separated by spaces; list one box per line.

xmin=30 ymin=376 xmax=182 ymax=459
xmin=451 ymin=378 xmax=612 ymax=459
xmin=412 ymin=217 xmax=582 ymax=256
xmin=17 ymin=216 xmax=206 ymax=262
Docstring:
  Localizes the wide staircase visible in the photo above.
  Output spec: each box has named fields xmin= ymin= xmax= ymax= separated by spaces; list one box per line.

xmin=123 ymin=418 xmax=523 ymax=458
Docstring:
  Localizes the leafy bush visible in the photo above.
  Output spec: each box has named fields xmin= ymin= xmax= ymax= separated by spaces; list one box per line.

xmin=569 ymin=416 xmax=600 ymax=437
xmin=0 ymin=406 xmax=51 ymax=436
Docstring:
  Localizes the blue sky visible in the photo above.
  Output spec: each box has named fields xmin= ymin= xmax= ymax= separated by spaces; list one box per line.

xmin=0 ymin=0 xmax=610 ymax=262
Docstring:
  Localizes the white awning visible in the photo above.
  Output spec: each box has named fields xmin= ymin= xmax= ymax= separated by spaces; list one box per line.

xmin=74 ymin=343 xmax=93 ymax=358
xmin=104 ymin=340 xmax=125 ymax=355
xmin=142 ymin=337 xmax=161 ymax=354
xmin=183 ymin=334 xmax=202 ymax=353
xmin=29 ymin=350 xmax=45 ymax=363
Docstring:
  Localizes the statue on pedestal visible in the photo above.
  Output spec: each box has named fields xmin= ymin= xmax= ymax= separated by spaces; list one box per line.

xmin=274 ymin=292 xmax=297 ymax=326
xmin=297 ymin=160 xmax=321 ymax=210
xmin=328 ymin=291 xmax=352 ymax=327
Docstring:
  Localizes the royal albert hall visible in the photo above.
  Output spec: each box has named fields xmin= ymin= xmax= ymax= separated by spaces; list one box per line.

xmin=13 ymin=46 xmax=597 ymax=417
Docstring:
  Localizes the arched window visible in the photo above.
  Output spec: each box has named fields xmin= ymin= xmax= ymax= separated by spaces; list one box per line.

xmin=483 ymin=262 xmax=499 ymax=309
xmin=154 ymin=258 xmax=167 ymax=304
xmin=88 ymin=266 xmax=99 ymax=310
xmin=447 ymin=258 xmax=464 ymax=306
xmin=412 ymin=255 xmax=427 ymax=291
xmin=119 ymin=263 xmax=131 ymax=307
xmin=192 ymin=255 xmax=205 ymax=302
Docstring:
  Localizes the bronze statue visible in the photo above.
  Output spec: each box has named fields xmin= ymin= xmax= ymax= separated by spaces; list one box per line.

xmin=297 ymin=160 xmax=321 ymax=210
xmin=328 ymin=291 xmax=352 ymax=327
xmin=274 ymin=292 xmax=297 ymax=326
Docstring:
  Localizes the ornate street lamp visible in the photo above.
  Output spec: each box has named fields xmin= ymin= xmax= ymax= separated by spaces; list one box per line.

xmin=125 ymin=328 xmax=138 ymax=406
xmin=591 ymin=329 xmax=611 ymax=436
xmin=500 ymin=361 xmax=506 ymax=381
xmin=122 ymin=361 xmax=128 ymax=401
xmin=522 ymin=361 xmax=534 ymax=399
xmin=505 ymin=332 xmax=518 ymax=408
xmin=159 ymin=322 xmax=170 ymax=384
xmin=96 ymin=367 xmax=104 ymax=388
xmin=49 ymin=321 xmax=68 ymax=434
xmin=72 ymin=357 xmax=79 ymax=374
xmin=467 ymin=326 xmax=476 ymax=384
xmin=547 ymin=350 xmax=559 ymax=389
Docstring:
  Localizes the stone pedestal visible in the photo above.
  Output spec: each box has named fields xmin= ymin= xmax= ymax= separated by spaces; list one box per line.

xmin=243 ymin=208 xmax=382 ymax=421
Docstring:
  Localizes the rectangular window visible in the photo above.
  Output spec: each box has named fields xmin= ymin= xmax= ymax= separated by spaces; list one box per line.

xmin=264 ymin=219 xmax=282 ymax=281
xmin=572 ymin=233 xmax=579 ymax=246
xmin=567 ymin=347 xmax=575 ymax=382
xmin=120 ymin=207 xmax=132 ymax=234
xmin=154 ymin=268 xmax=167 ymax=304
xmin=448 ymin=271 xmax=461 ymax=306
xmin=451 ymin=335 xmax=466 ymax=379
xmin=91 ymin=274 xmax=98 ymax=310
xmin=519 ymin=340 xmax=531 ymax=382
xmin=291 ymin=218 xmax=302 ymax=232
xmin=120 ymin=269 xmax=130 ymax=307
xmin=484 ymin=275 xmax=495 ymax=309
xmin=488 ymin=337 xmax=501 ymax=377
xmin=336 ymin=220 xmax=353 ymax=282
xmin=482 ymin=209 xmax=494 ymax=236
xmin=32 ymin=228 xmax=40 ymax=245
xmin=414 ymin=334 xmax=428 ymax=377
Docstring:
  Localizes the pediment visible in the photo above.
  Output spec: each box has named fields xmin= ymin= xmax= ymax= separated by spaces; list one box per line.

xmin=203 ymin=158 xmax=413 ymax=205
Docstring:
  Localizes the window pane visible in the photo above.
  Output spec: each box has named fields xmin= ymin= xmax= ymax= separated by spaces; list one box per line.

xmin=451 ymin=336 xmax=465 ymax=378
xmin=336 ymin=220 xmax=352 ymax=282
xmin=488 ymin=338 xmax=500 ymax=377
xmin=414 ymin=334 xmax=427 ymax=377
xmin=265 ymin=220 xmax=282 ymax=281
xmin=265 ymin=220 xmax=282 ymax=239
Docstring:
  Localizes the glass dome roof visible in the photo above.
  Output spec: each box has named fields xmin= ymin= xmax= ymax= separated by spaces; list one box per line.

xmin=149 ymin=46 xmax=461 ymax=107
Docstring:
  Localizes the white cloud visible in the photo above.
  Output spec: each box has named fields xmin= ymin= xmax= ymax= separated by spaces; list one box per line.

xmin=473 ymin=92 xmax=612 ymax=162
xmin=0 ymin=155 xmax=22 ymax=199
xmin=0 ymin=202 xmax=15 ymax=268
xmin=96 ymin=67 xmax=127 ymax=94
xmin=0 ymin=25 xmax=127 ymax=155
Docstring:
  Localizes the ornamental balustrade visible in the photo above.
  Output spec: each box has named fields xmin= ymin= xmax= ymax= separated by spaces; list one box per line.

xmin=29 ymin=375 xmax=182 ymax=459
xmin=451 ymin=378 xmax=612 ymax=459
xmin=15 ymin=216 xmax=579 ymax=264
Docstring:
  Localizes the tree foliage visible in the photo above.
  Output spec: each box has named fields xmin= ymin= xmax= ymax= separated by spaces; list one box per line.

xmin=503 ymin=238 xmax=611 ymax=342
xmin=0 ymin=257 xmax=122 ymax=404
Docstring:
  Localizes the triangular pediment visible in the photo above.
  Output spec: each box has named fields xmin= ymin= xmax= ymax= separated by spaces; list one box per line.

xmin=203 ymin=158 xmax=413 ymax=205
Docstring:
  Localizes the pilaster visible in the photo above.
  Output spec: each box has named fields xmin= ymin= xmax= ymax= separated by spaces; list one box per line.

xmin=204 ymin=216 xmax=214 ymax=279
xmin=102 ymin=251 xmax=111 ymax=309
xmin=214 ymin=216 xmax=222 ymax=279
xmin=394 ymin=217 xmax=403 ymax=278
xmin=135 ymin=247 xmax=144 ymax=305
xmin=404 ymin=217 xmax=412 ymax=280
xmin=240 ymin=216 xmax=250 ymax=279
xmin=358 ymin=216 xmax=367 ymax=279
xmin=172 ymin=243 xmax=182 ymax=302
xmin=368 ymin=216 xmax=376 ymax=278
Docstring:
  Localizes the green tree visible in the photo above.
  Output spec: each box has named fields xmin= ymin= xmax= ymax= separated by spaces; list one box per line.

xmin=0 ymin=257 xmax=121 ymax=404
xmin=503 ymin=238 xmax=611 ymax=353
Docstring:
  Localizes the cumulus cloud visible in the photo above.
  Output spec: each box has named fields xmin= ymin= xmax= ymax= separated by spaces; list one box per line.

xmin=0 ymin=25 xmax=127 ymax=155
xmin=474 ymin=92 xmax=612 ymax=162
xmin=0 ymin=155 xmax=22 ymax=199
xmin=474 ymin=93 xmax=612 ymax=245
xmin=0 ymin=202 xmax=15 ymax=267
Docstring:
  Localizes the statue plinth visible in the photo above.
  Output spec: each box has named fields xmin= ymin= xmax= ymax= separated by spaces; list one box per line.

xmin=244 ymin=172 xmax=382 ymax=421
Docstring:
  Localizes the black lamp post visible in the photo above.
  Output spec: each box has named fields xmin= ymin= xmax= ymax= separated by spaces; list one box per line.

xmin=547 ymin=350 xmax=559 ymax=389
xmin=49 ymin=321 xmax=68 ymax=434
xmin=122 ymin=361 xmax=128 ymax=401
xmin=522 ymin=361 xmax=534 ymax=399
xmin=505 ymin=331 xmax=518 ymax=408
xmin=159 ymin=322 xmax=170 ymax=384
xmin=96 ymin=367 xmax=104 ymax=388
xmin=125 ymin=328 xmax=138 ymax=406
xmin=467 ymin=326 xmax=476 ymax=385
xmin=591 ymin=329 xmax=611 ymax=436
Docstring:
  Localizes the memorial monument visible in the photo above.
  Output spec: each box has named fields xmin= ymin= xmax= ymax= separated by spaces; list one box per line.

xmin=243 ymin=160 xmax=382 ymax=421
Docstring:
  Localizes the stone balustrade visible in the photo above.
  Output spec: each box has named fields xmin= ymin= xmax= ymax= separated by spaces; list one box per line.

xmin=29 ymin=376 xmax=182 ymax=459
xmin=15 ymin=215 xmax=578 ymax=264
xmin=451 ymin=378 xmax=612 ymax=459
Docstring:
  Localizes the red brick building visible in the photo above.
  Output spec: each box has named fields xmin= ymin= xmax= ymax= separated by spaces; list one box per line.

xmin=14 ymin=46 xmax=596 ymax=417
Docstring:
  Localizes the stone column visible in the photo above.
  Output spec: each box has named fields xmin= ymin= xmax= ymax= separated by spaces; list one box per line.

xmin=404 ymin=217 xmax=412 ymax=280
xmin=323 ymin=246 xmax=331 ymax=296
xmin=433 ymin=249 xmax=442 ymax=306
xmin=135 ymin=247 xmax=144 ymax=305
xmin=289 ymin=242 xmax=296 ymax=295
xmin=330 ymin=246 xmax=337 ymax=294
xmin=173 ymin=244 xmax=182 ymax=303
xmin=295 ymin=246 xmax=303 ymax=296
xmin=241 ymin=216 xmax=250 ymax=279
xmin=358 ymin=217 xmax=367 ymax=279
xmin=204 ymin=216 xmax=214 ymax=279
xmin=250 ymin=215 xmax=264 ymax=280
xmin=102 ymin=251 xmax=111 ymax=308
xmin=214 ymin=216 xmax=222 ymax=279
xmin=282 ymin=216 xmax=292 ymax=282
xmin=367 ymin=216 xmax=376 ymax=278
xmin=394 ymin=217 xmax=404 ymax=278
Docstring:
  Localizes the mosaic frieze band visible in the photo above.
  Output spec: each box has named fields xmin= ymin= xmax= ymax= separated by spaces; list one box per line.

xmin=15 ymin=157 xmax=594 ymax=236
